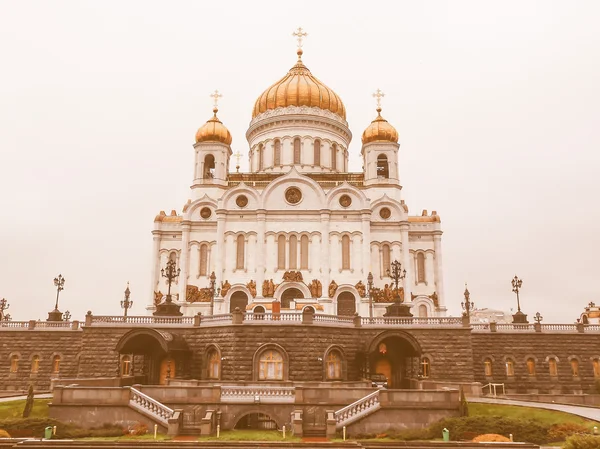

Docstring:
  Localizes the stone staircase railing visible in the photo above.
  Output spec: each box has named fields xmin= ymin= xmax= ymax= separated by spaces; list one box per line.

xmin=334 ymin=389 xmax=381 ymax=429
xmin=220 ymin=385 xmax=295 ymax=403
xmin=129 ymin=387 xmax=174 ymax=427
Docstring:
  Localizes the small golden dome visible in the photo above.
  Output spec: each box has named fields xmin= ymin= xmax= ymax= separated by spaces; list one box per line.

xmin=252 ymin=50 xmax=346 ymax=120
xmin=195 ymin=108 xmax=232 ymax=145
xmin=361 ymin=108 xmax=399 ymax=144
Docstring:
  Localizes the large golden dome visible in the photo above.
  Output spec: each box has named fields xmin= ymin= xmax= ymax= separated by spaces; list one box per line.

xmin=252 ymin=50 xmax=346 ymax=120
xmin=195 ymin=108 xmax=232 ymax=145
xmin=361 ymin=108 xmax=399 ymax=144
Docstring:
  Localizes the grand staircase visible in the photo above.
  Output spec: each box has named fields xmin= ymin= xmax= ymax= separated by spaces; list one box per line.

xmin=334 ymin=390 xmax=381 ymax=429
xmin=128 ymin=387 xmax=174 ymax=431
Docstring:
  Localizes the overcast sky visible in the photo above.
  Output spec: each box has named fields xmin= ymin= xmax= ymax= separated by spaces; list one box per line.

xmin=0 ymin=1 xmax=599 ymax=322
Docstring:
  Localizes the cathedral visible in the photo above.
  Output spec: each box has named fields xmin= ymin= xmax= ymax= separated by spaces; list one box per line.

xmin=151 ymin=34 xmax=446 ymax=319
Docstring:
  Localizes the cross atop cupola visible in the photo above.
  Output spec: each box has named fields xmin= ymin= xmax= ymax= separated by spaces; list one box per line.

xmin=210 ymin=89 xmax=222 ymax=110
xmin=372 ymin=88 xmax=385 ymax=110
xmin=292 ymin=27 xmax=308 ymax=49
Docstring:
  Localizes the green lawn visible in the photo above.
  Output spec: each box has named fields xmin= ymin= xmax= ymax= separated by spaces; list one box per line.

xmin=469 ymin=403 xmax=598 ymax=426
xmin=0 ymin=399 xmax=50 ymax=419
xmin=198 ymin=429 xmax=301 ymax=442
xmin=81 ymin=434 xmax=171 ymax=441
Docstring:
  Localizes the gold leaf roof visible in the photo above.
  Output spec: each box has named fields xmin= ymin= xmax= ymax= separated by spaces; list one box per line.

xmin=252 ymin=49 xmax=346 ymax=120
xmin=361 ymin=108 xmax=399 ymax=144
xmin=195 ymin=108 xmax=232 ymax=145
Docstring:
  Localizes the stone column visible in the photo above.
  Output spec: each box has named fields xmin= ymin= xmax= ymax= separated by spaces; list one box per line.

xmin=150 ymin=232 xmax=161 ymax=308
xmin=178 ymin=223 xmax=191 ymax=302
xmin=433 ymin=231 xmax=446 ymax=311
xmin=256 ymin=210 xmax=266 ymax=298
xmin=400 ymin=222 xmax=412 ymax=304
xmin=215 ymin=212 xmax=226 ymax=288
xmin=320 ymin=211 xmax=331 ymax=293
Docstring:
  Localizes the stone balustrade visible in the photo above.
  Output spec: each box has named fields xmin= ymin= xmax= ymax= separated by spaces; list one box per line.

xmin=129 ymin=387 xmax=174 ymax=426
xmin=334 ymin=389 xmax=381 ymax=428
xmin=220 ymin=385 xmax=296 ymax=403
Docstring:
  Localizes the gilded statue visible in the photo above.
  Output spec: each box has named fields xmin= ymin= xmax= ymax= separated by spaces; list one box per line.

xmin=186 ymin=285 xmax=213 ymax=302
xmin=220 ymin=280 xmax=231 ymax=296
xmin=328 ymin=280 xmax=338 ymax=298
xmin=154 ymin=291 xmax=164 ymax=305
xmin=383 ymin=284 xmax=394 ymax=302
xmin=263 ymin=279 xmax=277 ymax=297
xmin=355 ymin=280 xmax=366 ymax=298
xmin=283 ymin=271 xmax=303 ymax=282
xmin=247 ymin=280 xmax=257 ymax=298
xmin=309 ymin=279 xmax=322 ymax=298
xmin=371 ymin=287 xmax=385 ymax=303
xmin=429 ymin=291 xmax=439 ymax=307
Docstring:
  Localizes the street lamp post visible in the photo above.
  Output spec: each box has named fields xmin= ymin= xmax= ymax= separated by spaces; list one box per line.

xmin=367 ymin=272 xmax=374 ymax=320
xmin=0 ymin=298 xmax=9 ymax=321
xmin=48 ymin=274 xmax=65 ymax=322
xmin=461 ymin=284 xmax=474 ymax=318
xmin=63 ymin=310 xmax=71 ymax=321
xmin=153 ymin=260 xmax=183 ymax=316
xmin=209 ymin=272 xmax=217 ymax=316
xmin=384 ymin=260 xmax=412 ymax=317
xmin=511 ymin=275 xmax=528 ymax=324
xmin=121 ymin=282 xmax=133 ymax=319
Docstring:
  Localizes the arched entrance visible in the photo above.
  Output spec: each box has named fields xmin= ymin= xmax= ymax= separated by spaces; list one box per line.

xmin=235 ymin=412 xmax=278 ymax=430
xmin=230 ymin=291 xmax=249 ymax=312
xmin=280 ymin=288 xmax=304 ymax=309
xmin=368 ymin=332 xmax=421 ymax=388
xmin=337 ymin=292 xmax=356 ymax=316
xmin=116 ymin=329 xmax=189 ymax=385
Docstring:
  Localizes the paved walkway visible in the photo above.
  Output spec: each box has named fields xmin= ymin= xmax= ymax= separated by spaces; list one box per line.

xmin=471 ymin=396 xmax=600 ymax=421
xmin=0 ymin=393 xmax=52 ymax=403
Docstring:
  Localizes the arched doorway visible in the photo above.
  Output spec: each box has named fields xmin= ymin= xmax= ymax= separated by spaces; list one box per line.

xmin=281 ymin=288 xmax=304 ymax=309
xmin=337 ymin=292 xmax=356 ymax=316
xmin=230 ymin=291 xmax=249 ymax=312
xmin=235 ymin=412 xmax=278 ymax=430
xmin=369 ymin=333 xmax=421 ymax=388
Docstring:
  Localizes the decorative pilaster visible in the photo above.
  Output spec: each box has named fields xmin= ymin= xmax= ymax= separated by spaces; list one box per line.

xmin=256 ymin=210 xmax=266 ymax=297
xmin=215 ymin=212 xmax=226 ymax=284
xmin=400 ymin=222 xmax=412 ymax=304
xmin=361 ymin=212 xmax=371 ymax=276
xmin=433 ymin=231 xmax=446 ymax=311
xmin=320 ymin=211 xmax=331 ymax=292
xmin=178 ymin=224 xmax=191 ymax=302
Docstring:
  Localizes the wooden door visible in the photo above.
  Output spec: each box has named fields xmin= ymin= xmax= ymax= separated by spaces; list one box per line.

xmin=159 ymin=356 xmax=176 ymax=385
xmin=374 ymin=358 xmax=392 ymax=388
xmin=337 ymin=292 xmax=356 ymax=316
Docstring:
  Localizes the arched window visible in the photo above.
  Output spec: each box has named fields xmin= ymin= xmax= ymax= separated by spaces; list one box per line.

xmin=236 ymin=235 xmax=245 ymax=270
xmin=421 ymin=357 xmax=430 ymax=378
xmin=377 ymin=154 xmax=389 ymax=178
xmin=549 ymin=358 xmax=558 ymax=377
xmin=331 ymin=144 xmax=337 ymax=170
xmin=506 ymin=359 xmax=515 ymax=377
xmin=382 ymin=244 xmax=391 ymax=275
xmin=274 ymin=140 xmax=281 ymax=166
xmin=326 ymin=350 xmax=343 ymax=380
xmin=121 ymin=355 xmax=132 ymax=376
xmin=203 ymin=154 xmax=215 ymax=179
xmin=417 ymin=253 xmax=426 ymax=283
xmin=571 ymin=359 xmax=580 ymax=377
xmin=418 ymin=304 xmax=428 ymax=318
xmin=9 ymin=355 xmax=19 ymax=373
xmin=31 ymin=355 xmax=40 ymax=374
xmin=293 ymin=138 xmax=301 ymax=164
xmin=526 ymin=358 xmax=536 ymax=376
xmin=259 ymin=350 xmax=284 ymax=380
xmin=314 ymin=140 xmax=321 ymax=166
xmin=207 ymin=349 xmax=220 ymax=379
xmin=52 ymin=355 xmax=61 ymax=375
xmin=199 ymin=244 xmax=208 ymax=276
xmin=289 ymin=235 xmax=297 ymax=269
xmin=341 ymin=235 xmax=350 ymax=270
xmin=258 ymin=144 xmax=264 ymax=170
xmin=484 ymin=358 xmax=493 ymax=377
xmin=300 ymin=235 xmax=309 ymax=269
xmin=169 ymin=251 xmax=177 ymax=269
xmin=593 ymin=359 xmax=600 ymax=378
xmin=277 ymin=235 xmax=286 ymax=270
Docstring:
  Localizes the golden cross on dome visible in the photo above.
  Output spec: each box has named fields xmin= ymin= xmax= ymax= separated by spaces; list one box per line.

xmin=292 ymin=27 xmax=308 ymax=49
xmin=372 ymin=88 xmax=385 ymax=109
xmin=209 ymin=90 xmax=222 ymax=109
xmin=234 ymin=150 xmax=242 ymax=172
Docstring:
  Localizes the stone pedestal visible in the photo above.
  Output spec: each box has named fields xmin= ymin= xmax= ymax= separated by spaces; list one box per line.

xmin=153 ymin=296 xmax=182 ymax=316
xmin=47 ymin=309 xmax=63 ymax=322
xmin=512 ymin=310 xmax=528 ymax=324
xmin=384 ymin=301 xmax=413 ymax=317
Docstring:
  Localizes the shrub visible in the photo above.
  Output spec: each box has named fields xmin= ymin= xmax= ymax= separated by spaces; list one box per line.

xmin=548 ymin=423 xmax=591 ymax=442
xmin=0 ymin=418 xmax=125 ymax=439
xmin=129 ymin=423 xmax=148 ymax=436
xmin=473 ymin=434 xmax=511 ymax=442
xmin=0 ymin=429 xmax=11 ymax=438
xmin=430 ymin=415 xmax=549 ymax=444
xmin=564 ymin=434 xmax=600 ymax=449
